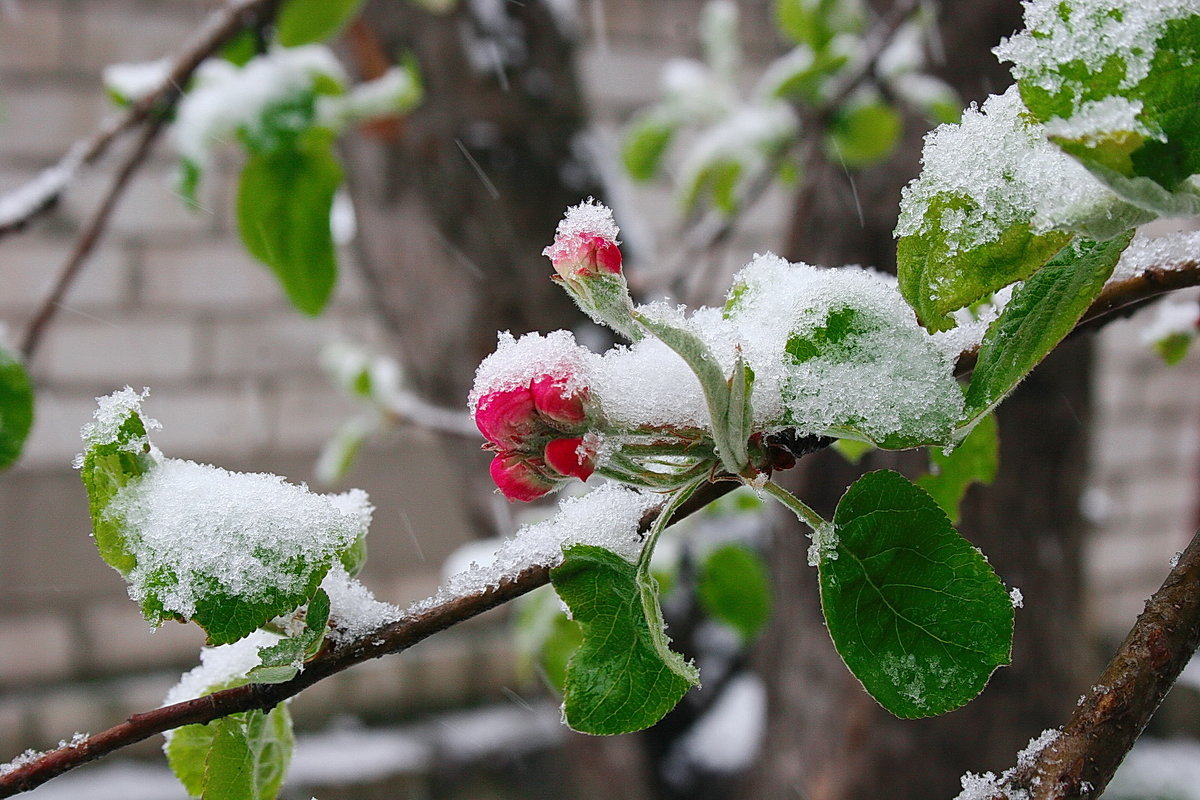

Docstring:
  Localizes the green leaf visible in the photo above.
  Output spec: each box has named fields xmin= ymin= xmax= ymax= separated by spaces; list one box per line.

xmin=277 ymin=0 xmax=366 ymax=47
xmin=79 ymin=411 xmax=156 ymax=576
xmin=917 ymin=413 xmax=999 ymax=524
xmin=168 ymin=706 xmax=294 ymax=800
xmin=237 ymin=129 xmax=342 ymax=315
xmin=221 ymin=28 xmax=259 ymax=67
xmin=775 ymin=0 xmax=862 ymax=50
xmin=832 ymin=438 xmax=874 ymax=464
xmin=551 ymin=544 xmax=699 ymax=735
xmin=187 ymin=570 xmax=330 ymax=647
xmin=897 ymin=194 xmax=1073 ymax=332
xmin=819 ymin=469 xmax=1013 ymax=718
xmin=1155 ymin=331 xmax=1194 ymax=365
xmin=697 ymin=544 xmax=772 ymax=643
xmin=0 ymin=346 xmax=33 ymax=470
xmin=247 ymin=589 xmax=330 ymax=684
xmin=826 ymin=101 xmax=902 ymax=168
xmin=964 ymin=232 xmax=1133 ymax=422
xmin=623 ymin=112 xmax=677 ymax=181
xmin=1007 ymin=7 xmax=1200 ymax=215
xmin=633 ymin=310 xmax=747 ymax=474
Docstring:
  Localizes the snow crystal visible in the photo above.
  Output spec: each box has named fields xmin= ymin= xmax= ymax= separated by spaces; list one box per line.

xmin=663 ymin=672 xmax=766 ymax=782
xmin=996 ymin=0 xmax=1192 ymax=97
xmin=468 ymin=329 xmax=597 ymax=410
xmin=104 ymin=456 xmax=370 ymax=620
xmin=1009 ymin=587 xmax=1024 ymax=609
xmin=321 ymin=563 xmax=401 ymax=642
xmin=79 ymin=386 xmax=159 ymax=455
xmin=407 ymin=484 xmax=655 ymax=613
xmin=0 ymin=734 xmax=89 ymax=779
xmin=895 ymin=86 xmax=1130 ymax=255
xmin=102 ymin=58 xmax=171 ymax=104
xmin=1109 ymin=230 xmax=1200 ymax=283
xmin=1043 ymin=95 xmax=1148 ymax=142
xmin=163 ymin=629 xmax=279 ymax=709
xmin=954 ymin=728 xmax=1060 ymax=800
xmin=1139 ymin=297 xmax=1199 ymax=345
xmin=173 ymin=45 xmax=346 ymax=167
xmin=551 ymin=197 xmax=620 ymax=243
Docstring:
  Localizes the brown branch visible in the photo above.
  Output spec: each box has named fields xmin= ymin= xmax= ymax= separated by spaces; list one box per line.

xmin=0 ymin=478 xmax=739 ymax=797
xmin=975 ymin=527 xmax=1200 ymax=800
xmin=0 ymin=0 xmax=279 ymax=238
xmin=18 ymin=118 xmax=166 ymax=361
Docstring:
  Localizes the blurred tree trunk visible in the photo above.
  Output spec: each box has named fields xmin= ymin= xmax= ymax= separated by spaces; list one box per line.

xmin=340 ymin=1 xmax=600 ymax=531
xmin=742 ymin=2 xmax=1096 ymax=798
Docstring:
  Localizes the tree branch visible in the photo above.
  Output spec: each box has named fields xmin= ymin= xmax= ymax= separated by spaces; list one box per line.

xmin=18 ymin=118 xmax=166 ymax=361
xmin=0 ymin=478 xmax=739 ymax=796
xmin=0 ymin=0 xmax=279 ymax=238
xmin=975 ymin=527 xmax=1200 ymax=800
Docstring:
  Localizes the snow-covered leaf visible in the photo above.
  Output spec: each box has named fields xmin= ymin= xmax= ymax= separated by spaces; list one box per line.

xmin=0 ymin=345 xmax=33 ymax=470
xmin=551 ymin=544 xmax=699 ymax=735
xmin=999 ymin=0 xmax=1200 ymax=216
xmin=246 ymin=589 xmax=331 ymax=684
xmin=277 ymin=0 xmax=365 ymax=47
xmin=964 ymin=232 xmax=1133 ymax=424
xmin=819 ymin=469 xmax=1013 ymax=718
xmin=697 ymin=543 xmax=772 ymax=643
xmin=917 ymin=413 xmax=999 ymax=524
xmin=237 ymin=128 xmax=342 ymax=316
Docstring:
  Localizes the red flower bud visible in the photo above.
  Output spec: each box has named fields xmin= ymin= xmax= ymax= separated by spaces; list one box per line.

xmin=544 ymin=437 xmax=597 ymax=482
xmin=490 ymin=452 xmax=558 ymax=502
xmin=544 ymin=233 xmax=623 ymax=280
xmin=530 ymin=373 xmax=588 ymax=427
xmin=474 ymin=386 xmax=538 ymax=450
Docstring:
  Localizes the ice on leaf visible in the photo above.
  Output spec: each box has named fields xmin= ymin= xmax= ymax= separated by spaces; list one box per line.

xmin=895 ymin=85 xmax=1150 ymax=330
xmin=79 ymin=390 xmax=371 ymax=645
xmin=996 ymin=0 xmax=1200 ymax=215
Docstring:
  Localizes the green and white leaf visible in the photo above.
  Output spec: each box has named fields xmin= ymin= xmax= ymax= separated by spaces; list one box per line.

xmin=964 ymin=232 xmax=1133 ymax=424
xmin=551 ymin=544 xmax=699 ymax=735
xmin=0 ymin=344 xmax=34 ymax=471
xmin=818 ymin=470 xmax=1013 ymax=718
xmin=246 ymin=589 xmax=331 ymax=684
xmin=80 ymin=390 xmax=371 ymax=645
xmin=917 ymin=413 xmax=999 ymax=524
xmin=997 ymin=0 xmax=1200 ymax=216
xmin=697 ymin=543 xmax=772 ymax=643
xmin=896 ymin=86 xmax=1151 ymax=331
xmin=237 ymin=128 xmax=343 ymax=316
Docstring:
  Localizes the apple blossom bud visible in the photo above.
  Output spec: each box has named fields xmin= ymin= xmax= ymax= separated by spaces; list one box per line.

xmin=474 ymin=386 xmax=538 ymax=450
xmin=543 ymin=233 xmax=623 ymax=280
xmin=530 ymin=373 xmax=588 ymax=427
xmin=544 ymin=437 xmax=597 ymax=481
xmin=489 ymin=452 xmax=558 ymax=502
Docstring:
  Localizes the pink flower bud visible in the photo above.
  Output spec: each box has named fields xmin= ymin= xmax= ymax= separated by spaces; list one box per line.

xmin=543 ymin=233 xmax=623 ymax=280
xmin=530 ymin=373 xmax=588 ymax=427
xmin=544 ymin=437 xmax=597 ymax=482
xmin=474 ymin=386 xmax=538 ymax=450
xmin=490 ymin=452 xmax=558 ymax=502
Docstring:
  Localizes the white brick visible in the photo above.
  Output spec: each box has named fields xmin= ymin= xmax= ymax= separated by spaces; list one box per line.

xmin=0 ymin=85 xmax=108 ymax=160
xmin=136 ymin=381 xmax=273 ymax=461
xmin=64 ymin=161 xmax=219 ymax=240
xmin=10 ymin=390 xmax=99 ymax=468
xmin=0 ymin=613 xmax=74 ymax=684
xmin=207 ymin=312 xmax=381 ymax=379
xmin=82 ymin=601 xmax=206 ymax=672
xmin=141 ymin=240 xmax=287 ymax=311
xmin=0 ymin=238 xmax=131 ymax=318
xmin=75 ymin=0 xmax=208 ymax=72
xmin=36 ymin=316 xmax=197 ymax=383
xmin=0 ymin=2 xmax=67 ymax=72
xmin=265 ymin=378 xmax=360 ymax=452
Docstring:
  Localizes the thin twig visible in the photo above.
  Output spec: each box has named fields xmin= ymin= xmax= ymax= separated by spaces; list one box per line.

xmin=0 ymin=0 xmax=278 ymax=238
xmin=18 ymin=118 xmax=166 ymax=361
xmin=978 ymin=528 xmax=1200 ymax=800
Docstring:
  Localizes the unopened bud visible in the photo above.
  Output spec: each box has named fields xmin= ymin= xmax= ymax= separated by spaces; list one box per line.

xmin=543 ymin=437 xmax=597 ymax=481
xmin=530 ymin=373 xmax=588 ymax=427
xmin=489 ymin=452 xmax=558 ymax=502
xmin=474 ymin=386 xmax=538 ymax=451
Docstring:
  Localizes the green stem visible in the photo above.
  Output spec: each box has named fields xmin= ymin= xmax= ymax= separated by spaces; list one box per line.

xmin=636 ymin=476 xmax=708 ymax=576
xmin=762 ymin=480 xmax=828 ymax=533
